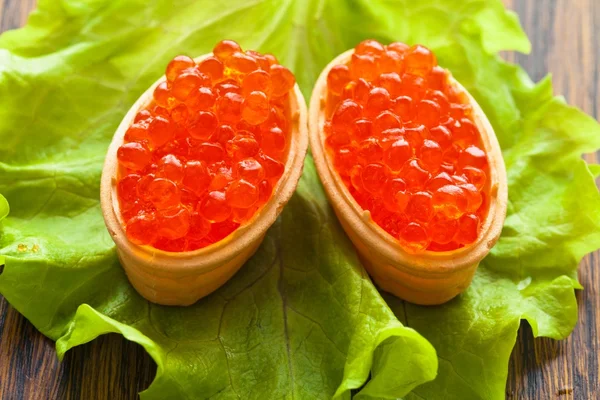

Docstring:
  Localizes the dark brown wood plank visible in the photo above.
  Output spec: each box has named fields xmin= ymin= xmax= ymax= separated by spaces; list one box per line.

xmin=0 ymin=0 xmax=598 ymax=399
xmin=0 ymin=298 xmax=156 ymax=400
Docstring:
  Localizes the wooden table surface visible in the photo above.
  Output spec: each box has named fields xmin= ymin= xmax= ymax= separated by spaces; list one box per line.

xmin=0 ymin=0 xmax=598 ymax=399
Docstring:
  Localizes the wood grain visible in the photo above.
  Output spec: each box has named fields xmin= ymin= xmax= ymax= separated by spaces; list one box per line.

xmin=0 ymin=300 xmax=156 ymax=399
xmin=0 ymin=0 xmax=598 ymax=399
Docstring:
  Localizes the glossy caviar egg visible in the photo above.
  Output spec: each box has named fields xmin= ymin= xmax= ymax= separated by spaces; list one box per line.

xmin=115 ymin=40 xmax=295 ymax=251
xmin=117 ymin=142 xmax=151 ymax=171
xmin=323 ymin=40 xmax=491 ymax=253
xmin=327 ymin=65 xmax=351 ymax=96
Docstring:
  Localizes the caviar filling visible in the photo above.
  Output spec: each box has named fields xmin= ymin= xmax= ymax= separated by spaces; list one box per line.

xmin=116 ymin=40 xmax=296 ymax=252
xmin=324 ymin=40 xmax=490 ymax=253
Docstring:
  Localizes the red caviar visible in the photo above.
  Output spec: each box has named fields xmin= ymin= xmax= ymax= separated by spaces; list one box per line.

xmin=116 ymin=40 xmax=295 ymax=251
xmin=325 ymin=40 xmax=490 ymax=253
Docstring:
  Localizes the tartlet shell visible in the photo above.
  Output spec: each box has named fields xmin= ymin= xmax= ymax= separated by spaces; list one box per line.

xmin=101 ymin=54 xmax=308 ymax=306
xmin=308 ymin=49 xmax=508 ymax=305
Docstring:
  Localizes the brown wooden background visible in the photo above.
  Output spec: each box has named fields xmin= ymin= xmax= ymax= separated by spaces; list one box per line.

xmin=0 ymin=0 xmax=598 ymax=399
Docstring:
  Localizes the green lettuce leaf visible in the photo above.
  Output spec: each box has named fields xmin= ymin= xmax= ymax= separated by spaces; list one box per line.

xmin=0 ymin=194 xmax=8 ymax=221
xmin=0 ymin=193 xmax=7 ymax=265
xmin=0 ymin=0 xmax=598 ymax=399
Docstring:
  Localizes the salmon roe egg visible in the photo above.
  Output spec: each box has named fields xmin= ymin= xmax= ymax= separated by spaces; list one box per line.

xmin=213 ymin=40 xmax=241 ymax=61
xmin=117 ymin=142 xmax=151 ymax=171
xmin=115 ymin=40 xmax=295 ymax=251
xmin=166 ymin=55 xmax=195 ymax=82
xmin=324 ymin=40 xmax=491 ymax=253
